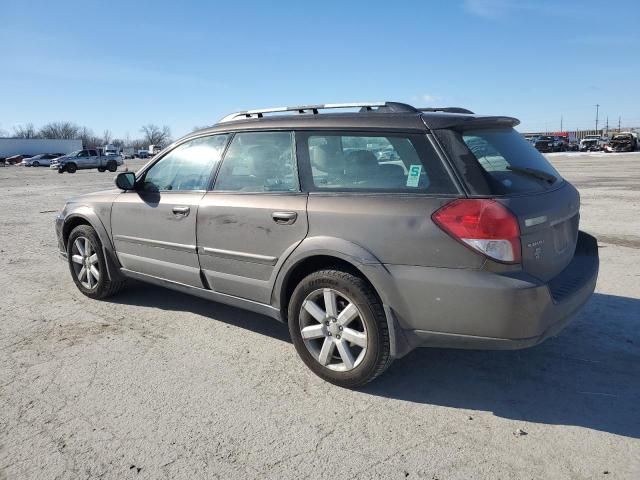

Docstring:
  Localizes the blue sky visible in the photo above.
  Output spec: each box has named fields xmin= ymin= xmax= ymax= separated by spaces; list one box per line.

xmin=1 ymin=0 xmax=639 ymax=139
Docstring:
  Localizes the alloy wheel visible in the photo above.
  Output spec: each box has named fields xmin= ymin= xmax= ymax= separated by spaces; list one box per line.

xmin=70 ymin=236 xmax=100 ymax=289
xmin=299 ymin=288 xmax=368 ymax=372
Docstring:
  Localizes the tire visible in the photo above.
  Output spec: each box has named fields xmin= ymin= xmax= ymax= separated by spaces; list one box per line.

xmin=288 ymin=269 xmax=392 ymax=388
xmin=107 ymin=161 xmax=117 ymax=172
xmin=67 ymin=225 xmax=125 ymax=299
xmin=32 ymin=161 xmax=40 ymax=167
xmin=98 ymin=167 xmax=106 ymax=172
xmin=66 ymin=163 xmax=77 ymax=173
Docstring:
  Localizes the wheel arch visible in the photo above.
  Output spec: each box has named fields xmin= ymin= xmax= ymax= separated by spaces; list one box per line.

xmin=62 ymin=209 xmax=122 ymax=280
xmin=273 ymin=237 xmax=410 ymax=359
xmin=273 ymin=236 xmax=396 ymax=319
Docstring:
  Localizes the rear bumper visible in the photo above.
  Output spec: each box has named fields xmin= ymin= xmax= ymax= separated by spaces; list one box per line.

xmin=385 ymin=231 xmax=599 ymax=355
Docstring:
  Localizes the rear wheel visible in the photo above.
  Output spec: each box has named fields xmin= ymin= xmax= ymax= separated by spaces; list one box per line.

xmin=288 ymin=270 xmax=392 ymax=387
xmin=98 ymin=167 xmax=106 ymax=172
xmin=66 ymin=163 xmax=77 ymax=173
xmin=67 ymin=225 xmax=125 ymax=299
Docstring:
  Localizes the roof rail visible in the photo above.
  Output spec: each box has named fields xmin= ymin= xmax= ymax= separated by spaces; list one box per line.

xmin=419 ymin=107 xmax=475 ymax=114
xmin=218 ymin=101 xmax=419 ymax=123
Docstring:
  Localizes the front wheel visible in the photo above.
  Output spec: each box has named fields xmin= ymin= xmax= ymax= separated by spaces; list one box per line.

xmin=66 ymin=163 xmax=77 ymax=173
xmin=288 ymin=270 xmax=392 ymax=387
xmin=32 ymin=161 xmax=40 ymax=167
xmin=67 ymin=225 xmax=125 ymax=299
xmin=107 ymin=161 xmax=117 ymax=172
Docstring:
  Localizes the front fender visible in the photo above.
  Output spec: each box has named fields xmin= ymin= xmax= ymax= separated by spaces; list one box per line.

xmin=61 ymin=206 xmax=122 ymax=280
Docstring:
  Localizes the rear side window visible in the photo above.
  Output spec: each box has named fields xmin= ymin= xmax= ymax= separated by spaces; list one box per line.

xmin=435 ymin=128 xmax=563 ymax=196
xmin=214 ymin=131 xmax=298 ymax=192
xmin=297 ymin=132 xmax=456 ymax=194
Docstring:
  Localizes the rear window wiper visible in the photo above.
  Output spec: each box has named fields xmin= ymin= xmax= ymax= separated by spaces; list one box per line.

xmin=506 ymin=166 xmax=557 ymax=184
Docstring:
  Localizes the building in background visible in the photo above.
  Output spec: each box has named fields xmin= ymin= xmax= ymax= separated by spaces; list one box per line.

xmin=0 ymin=138 xmax=82 ymax=158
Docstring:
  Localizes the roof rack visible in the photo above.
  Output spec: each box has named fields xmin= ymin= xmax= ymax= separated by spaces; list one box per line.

xmin=419 ymin=107 xmax=475 ymax=114
xmin=218 ymin=101 xmax=419 ymax=123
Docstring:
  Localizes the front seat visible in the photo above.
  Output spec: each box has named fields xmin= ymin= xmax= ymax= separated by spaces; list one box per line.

xmin=344 ymin=150 xmax=379 ymax=183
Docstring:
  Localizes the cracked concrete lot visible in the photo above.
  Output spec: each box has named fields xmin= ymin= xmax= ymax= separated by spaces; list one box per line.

xmin=1 ymin=153 xmax=639 ymax=479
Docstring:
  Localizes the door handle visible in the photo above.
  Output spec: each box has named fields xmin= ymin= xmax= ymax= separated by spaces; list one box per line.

xmin=272 ymin=211 xmax=297 ymax=225
xmin=172 ymin=206 xmax=190 ymax=216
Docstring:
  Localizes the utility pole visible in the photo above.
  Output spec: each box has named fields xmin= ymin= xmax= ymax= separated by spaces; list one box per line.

xmin=618 ymin=116 xmax=621 ymax=132
xmin=595 ymin=104 xmax=600 ymax=133
xmin=560 ymin=114 xmax=563 ymax=132
xmin=606 ymin=116 xmax=609 ymax=137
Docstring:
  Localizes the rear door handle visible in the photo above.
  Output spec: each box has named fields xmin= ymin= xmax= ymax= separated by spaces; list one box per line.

xmin=172 ymin=206 xmax=190 ymax=217
xmin=272 ymin=211 xmax=297 ymax=225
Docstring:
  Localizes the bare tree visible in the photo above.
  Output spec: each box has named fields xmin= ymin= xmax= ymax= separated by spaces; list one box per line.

xmin=38 ymin=121 xmax=81 ymax=139
xmin=78 ymin=126 xmax=102 ymax=148
xmin=140 ymin=124 xmax=172 ymax=147
xmin=102 ymin=129 xmax=113 ymax=145
xmin=13 ymin=123 xmax=38 ymax=138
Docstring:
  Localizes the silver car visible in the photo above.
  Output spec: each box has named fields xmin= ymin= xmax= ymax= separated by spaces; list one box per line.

xmin=55 ymin=102 xmax=599 ymax=387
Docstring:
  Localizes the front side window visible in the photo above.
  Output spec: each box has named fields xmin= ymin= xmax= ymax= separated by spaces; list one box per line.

xmin=300 ymin=132 xmax=456 ymax=193
xmin=214 ymin=131 xmax=298 ymax=192
xmin=141 ymin=134 xmax=229 ymax=191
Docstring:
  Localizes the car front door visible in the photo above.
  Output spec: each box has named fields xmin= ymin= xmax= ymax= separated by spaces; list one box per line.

xmin=197 ymin=131 xmax=308 ymax=304
xmin=111 ymin=134 xmax=230 ymax=287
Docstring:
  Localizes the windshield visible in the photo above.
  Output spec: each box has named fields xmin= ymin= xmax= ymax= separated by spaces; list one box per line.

xmin=435 ymin=127 xmax=563 ymax=196
xmin=612 ymin=134 xmax=631 ymax=140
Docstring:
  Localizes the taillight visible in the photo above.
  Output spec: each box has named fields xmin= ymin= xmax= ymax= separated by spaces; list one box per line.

xmin=432 ymin=199 xmax=521 ymax=263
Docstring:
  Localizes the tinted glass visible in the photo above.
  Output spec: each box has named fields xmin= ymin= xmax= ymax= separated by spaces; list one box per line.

xmin=301 ymin=132 xmax=456 ymax=193
xmin=462 ymin=129 xmax=562 ymax=194
xmin=435 ymin=128 xmax=563 ymax=196
xmin=214 ymin=132 xmax=298 ymax=192
xmin=142 ymin=134 xmax=229 ymax=191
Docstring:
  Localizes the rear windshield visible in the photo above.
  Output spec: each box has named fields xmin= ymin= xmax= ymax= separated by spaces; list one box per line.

xmin=435 ymin=127 xmax=563 ymax=196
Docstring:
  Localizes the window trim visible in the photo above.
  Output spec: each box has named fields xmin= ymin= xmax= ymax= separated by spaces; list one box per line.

xmin=210 ymin=130 xmax=301 ymax=194
xmin=295 ymin=130 xmax=462 ymax=196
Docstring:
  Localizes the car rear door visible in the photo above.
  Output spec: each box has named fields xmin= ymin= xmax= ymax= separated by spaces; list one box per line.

xmin=196 ymin=131 xmax=308 ymax=304
xmin=111 ymin=134 xmax=230 ymax=287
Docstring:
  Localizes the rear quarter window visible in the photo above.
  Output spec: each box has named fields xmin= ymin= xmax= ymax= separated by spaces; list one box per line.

xmin=296 ymin=131 xmax=457 ymax=194
xmin=434 ymin=128 xmax=563 ymax=196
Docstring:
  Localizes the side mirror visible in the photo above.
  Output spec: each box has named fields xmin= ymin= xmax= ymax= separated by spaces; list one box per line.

xmin=115 ymin=171 xmax=136 ymax=190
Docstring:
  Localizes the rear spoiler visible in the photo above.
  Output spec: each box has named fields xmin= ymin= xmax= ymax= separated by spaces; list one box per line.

xmin=422 ymin=114 xmax=520 ymax=130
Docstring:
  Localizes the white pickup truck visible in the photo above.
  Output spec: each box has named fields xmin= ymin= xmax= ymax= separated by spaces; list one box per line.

xmin=50 ymin=149 xmax=123 ymax=173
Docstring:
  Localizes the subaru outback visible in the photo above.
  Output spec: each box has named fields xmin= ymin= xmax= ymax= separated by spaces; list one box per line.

xmin=55 ymin=102 xmax=599 ymax=387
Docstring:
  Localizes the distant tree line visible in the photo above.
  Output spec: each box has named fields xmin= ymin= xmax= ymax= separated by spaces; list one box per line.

xmin=10 ymin=122 xmax=172 ymax=150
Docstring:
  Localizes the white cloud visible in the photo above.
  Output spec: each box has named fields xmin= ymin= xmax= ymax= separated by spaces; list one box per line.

xmin=412 ymin=94 xmax=438 ymax=105
xmin=463 ymin=0 xmax=514 ymax=18
xmin=462 ymin=0 xmax=572 ymax=19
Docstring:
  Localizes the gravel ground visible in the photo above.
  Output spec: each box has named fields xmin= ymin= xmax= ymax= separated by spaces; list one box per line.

xmin=1 ymin=153 xmax=639 ymax=479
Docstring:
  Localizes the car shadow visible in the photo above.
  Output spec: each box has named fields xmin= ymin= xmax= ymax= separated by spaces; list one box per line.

xmin=363 ymin=293 xmax=640 ymax=439
xmin=110 ymin=280 xmax=291 ymax=343
xmin=110 ymin=285 xmax=639 ymax=438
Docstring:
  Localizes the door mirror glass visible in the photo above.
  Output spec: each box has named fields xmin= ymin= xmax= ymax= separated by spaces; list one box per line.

xmin=115 ymin=171 xmax=136 ymax=190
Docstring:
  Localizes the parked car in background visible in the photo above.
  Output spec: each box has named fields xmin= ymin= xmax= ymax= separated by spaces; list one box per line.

xmin=5 ymin=154 xmax=31 ymax=165
xmin=21 ymin=153 xmax=64 ymax=167
xmin=137 ymin=150 xmax=150 ymax=159
xmin=534 ymin=136 xmax=557 ymax=153
xmin=50 ymin=149 xmax=123 ymax=173
xmin=579 ymin=135 xmax=604 ymax=152
xmin=604 ymin=132 xmax=638 ymax=153
xmin=54 ymin=101 xmax=599 ymax=387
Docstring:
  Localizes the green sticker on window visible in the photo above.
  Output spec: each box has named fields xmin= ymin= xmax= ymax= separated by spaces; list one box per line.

xmin=406 ymin=164 xmax=422 ymax=187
